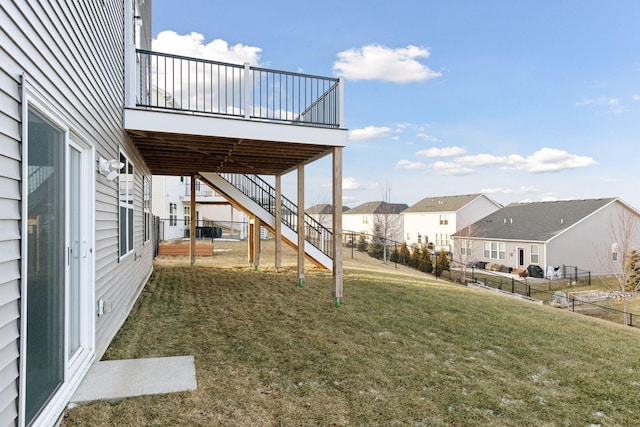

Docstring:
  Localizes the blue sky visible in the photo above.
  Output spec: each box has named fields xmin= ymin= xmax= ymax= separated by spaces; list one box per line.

xmin=152 ymin=0 xmax=640 ymax=209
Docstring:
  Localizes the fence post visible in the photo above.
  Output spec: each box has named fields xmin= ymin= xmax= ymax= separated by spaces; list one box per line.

xmin=472 ymin=265 xmax=475 ymax=283
xmin=572 ymin=298 xmax=575 ymax=312
xmin=588 ymin=272 xmax=591 ymax=286
xmin=630 ymin=313 xmax=634 ymax=327
xmin=511 ymin=278 xmax=515 ymax=294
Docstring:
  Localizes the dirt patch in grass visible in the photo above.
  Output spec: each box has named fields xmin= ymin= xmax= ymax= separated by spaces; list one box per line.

xmin=62 ymin=241 xmax=640 ymax=426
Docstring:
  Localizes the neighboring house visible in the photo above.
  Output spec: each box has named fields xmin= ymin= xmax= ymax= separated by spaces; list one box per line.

xmin=452 ymin=198 xmax=640 ymax=277
xmin=402 ymin=194 xmax=501 ymax=252
xmin=0 ymin=1 xmax=346 ymax=426
xmin=306 ymin=204 xmax=350 ymax=229
xmin=343 ymin=201 xmax=409 ymax=242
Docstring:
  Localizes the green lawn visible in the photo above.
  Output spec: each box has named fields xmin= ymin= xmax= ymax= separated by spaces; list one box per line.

xmin=62 ymin=242 xmax=640 ymax=426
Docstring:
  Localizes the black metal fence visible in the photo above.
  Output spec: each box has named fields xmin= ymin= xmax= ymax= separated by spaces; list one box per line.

xmin=158 ymin=218 xmax=248 ymax=243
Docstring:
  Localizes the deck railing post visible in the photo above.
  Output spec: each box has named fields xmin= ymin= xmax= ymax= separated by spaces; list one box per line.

xmin=338 ymin=77 xmax=344 ymax=127
xmin=244 ymin=62 xmax=251 ymax=119
xmin=124 ymin=1 xmax=137 ymax=107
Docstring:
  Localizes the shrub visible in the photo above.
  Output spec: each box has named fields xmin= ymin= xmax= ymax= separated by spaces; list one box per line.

xmin=356 ymin=234 xmax=368 ymax=252
xmin=418 ymin=244 xmax=433 ymax=273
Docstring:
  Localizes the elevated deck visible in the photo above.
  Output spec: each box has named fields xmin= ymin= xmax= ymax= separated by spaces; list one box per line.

xmin=124 ymin=49 xmax=345 ymax=301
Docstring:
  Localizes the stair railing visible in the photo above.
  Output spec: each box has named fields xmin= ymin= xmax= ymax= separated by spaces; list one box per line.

xmin=218 ymin=173 xmax=333 ymax=258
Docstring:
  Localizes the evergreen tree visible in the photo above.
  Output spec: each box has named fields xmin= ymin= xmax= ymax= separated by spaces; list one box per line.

xmin=389 ymin=247 xmax=400 ymax=263
xmin=356 ymin=234 xmax=368 ymax=252
xmin=399 ymin=241 xmax=411 ymax=265
xmin=626 ymin=248 xmax=640 ymax=292
xmin=435 ymin=248 xmax=450 ymax=276
xmin=418 ymin=244 xmax=433 ymax=273
xmin=367 ymin=222 xmax=385 ymax=259
xmin=409 ymin=244 xmax=420 ymax=269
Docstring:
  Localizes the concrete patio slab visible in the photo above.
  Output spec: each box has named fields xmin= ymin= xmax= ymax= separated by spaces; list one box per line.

xmin=71 ymin=355 xmax=197 ymax=403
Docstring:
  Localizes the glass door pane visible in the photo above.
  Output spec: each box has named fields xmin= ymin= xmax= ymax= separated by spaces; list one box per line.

xmin=26 ymin=109 xmax=65 ymax=424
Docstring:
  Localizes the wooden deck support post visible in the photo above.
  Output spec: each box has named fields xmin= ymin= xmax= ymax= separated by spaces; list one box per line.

xmin=190 ymin=174 xmax=196 ymax=266
xmin=253 ymin=216 xmax=261 ymax=269
xmin=275 ymin=174 xmax=282 ymax=272
xmin=297 ymin=164 xmax=305 ymax=286
xmin=248 ymin=217 xmax=255 ymax=265
xmin=333 ymin=147 xmax=343 ymax=305
xmin=248 ymin=217 xmax=253 ymax=264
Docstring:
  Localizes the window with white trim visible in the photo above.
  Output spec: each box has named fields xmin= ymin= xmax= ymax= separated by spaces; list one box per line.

xmin=436 ymin=233 xmax=450 ymax=247
xmin=612 ymin=243 xmax=619 ymax=261
xmin=530 ymin=244 xmax=539 ymax=264
xmin=483 ymin=241 xmax=506 ymax=260
xmin=119 ymin=152 xmax=134 ymax=257
xmin=169 ymin=203 xmax=177 ymax=226
xmin=184 ymin=205 xmax=191 ymax=226
xmin=439 ymin=214 xmax=448 ymax=225
xmin=460 ymin=239 xmax=471 ymax=256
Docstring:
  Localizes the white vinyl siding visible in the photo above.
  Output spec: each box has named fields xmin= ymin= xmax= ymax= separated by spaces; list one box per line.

xmin=1 ymin=1 xmax=154 ymax=424
xmin=0 ymin=38 xmax=25 ymax=427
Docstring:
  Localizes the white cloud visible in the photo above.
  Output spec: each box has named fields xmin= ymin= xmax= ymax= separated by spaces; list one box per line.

xmin=457 ymin=148 xmax=596 ymax=173
xmin=152 ymin=30 xmax=262 ymax=65
xmin=456 ymin=153 xmax=516 ymax=166
xmin=333 ymin=44 xmax=441 ymax=83
xmin=416 ymin=146 xmax=466 ymax=158
xmin=575 ymin=96 xmax=625 ymax=113
xmin=575 ymin=99 xmax=595 ymax=107
xmin=481 ymin=186 xmax=537 ymax=195
xmin=633 ymin=94 xmax=640 ymax=101
xmin=416 ymin=133 xmax=439 ymax=142
xmin=432 ymin=161 xmax=474 ymax=176
xmin=513 ymin=147 xmax=597 ymax=173
xmin=348 ymin=126 xmax=392 ymax=141
xmin=342 ymin=177 xmax=361 ymax=190
xmin=395 ymin=160 xmax=427 ymax=170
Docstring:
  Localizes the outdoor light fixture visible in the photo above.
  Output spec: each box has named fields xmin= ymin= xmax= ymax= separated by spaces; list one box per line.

xmin=98 ymin=156 xmax=124 ymax=181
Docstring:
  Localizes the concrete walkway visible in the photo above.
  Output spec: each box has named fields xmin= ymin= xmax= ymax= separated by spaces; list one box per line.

xmin=71 ymin=356 xmax=197 ymax=404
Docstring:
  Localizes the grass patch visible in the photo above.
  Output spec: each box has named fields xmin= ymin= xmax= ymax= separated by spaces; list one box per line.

xmin=63 ymin=241 xmax=640 ymax=426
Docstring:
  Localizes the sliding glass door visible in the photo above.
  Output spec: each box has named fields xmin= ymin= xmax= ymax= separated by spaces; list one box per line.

xmin=25 ymin=109 xmax=65 ymax=423
xmin=25 ymin=107 xmax=94 ymax=426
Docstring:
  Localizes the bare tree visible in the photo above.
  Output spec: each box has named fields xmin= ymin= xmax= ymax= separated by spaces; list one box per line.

xmin=373 ymin=183 xmax=404 ymax=263
xmin=453 ymin=223 xmax=477 ymax=283
xmin=596 ymin=204 xmax=640 ymax=325
xmin=310 ymin=195 xmax=332 ymax=229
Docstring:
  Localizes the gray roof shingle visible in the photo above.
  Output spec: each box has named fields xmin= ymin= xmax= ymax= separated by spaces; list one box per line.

xmin=402 ymin=194 xmax=486 ymax=213
xmin=344 ymin=201 xmax=409 ymax=215
xmin=460 ymin=198 xmax=616 ymax=241
xmin=305 ymin=204 xmax=350 ymax=214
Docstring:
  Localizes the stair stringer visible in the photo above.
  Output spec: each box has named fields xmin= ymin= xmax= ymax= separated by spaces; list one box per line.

xmin=198 ymin=172 xmax=333 ymax=270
